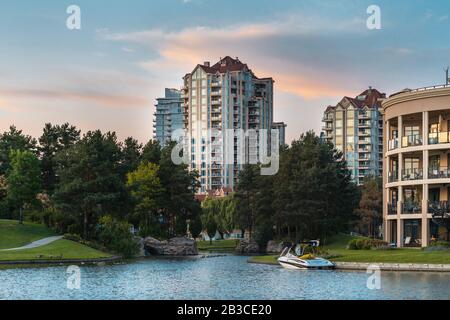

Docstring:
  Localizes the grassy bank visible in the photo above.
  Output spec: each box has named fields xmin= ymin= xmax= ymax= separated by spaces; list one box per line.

xmin=249 ymin=234 xmax=450 ymax=265
xmin=0 ymin=239 xmax=112 ymax=262
xmin=197 ymin=239 xmax=239 ymax=252
xmin=0 ymin=220 xmax=112 ymax=264
xmin=0 ymin=220 xmax=55 ymax=249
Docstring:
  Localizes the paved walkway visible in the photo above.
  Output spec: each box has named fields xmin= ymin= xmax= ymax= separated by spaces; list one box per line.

xmin=0 ymin=236 xmax=63 ymax=252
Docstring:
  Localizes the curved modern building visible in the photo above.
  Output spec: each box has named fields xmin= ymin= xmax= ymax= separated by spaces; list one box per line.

xmin=383 ymin=85 xmax=450 ymax=247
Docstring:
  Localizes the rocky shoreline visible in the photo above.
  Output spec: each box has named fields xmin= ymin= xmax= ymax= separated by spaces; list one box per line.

xmin=142 ymin=237 xmax=198 ymax=256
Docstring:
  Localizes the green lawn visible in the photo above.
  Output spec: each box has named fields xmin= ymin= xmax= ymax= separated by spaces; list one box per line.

xmin=0 ymin=239 xmax=112 ymax=261
xmin=197 ymin=239 xmax=239 ymax=251
xmin=0 ymin=219 xmax=112 ymax=263
xmin=0 ymin=220 xmax=56 ymax=249
xmin=249 ymin=234 xmax=450 ymax=265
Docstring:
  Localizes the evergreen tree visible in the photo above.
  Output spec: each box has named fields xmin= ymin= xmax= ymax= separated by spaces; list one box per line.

xmin=53 ymin=130 xmax=124 ymax=239
xmin=354 ymin=177 xmax=382 ymax=238
xmin=38 ymin=123 xmax=80 ymax=194
xmin=7 ymin=150 xmax=42 ymax=224
xmin=0 ymin=126 xmax=37 ymax=175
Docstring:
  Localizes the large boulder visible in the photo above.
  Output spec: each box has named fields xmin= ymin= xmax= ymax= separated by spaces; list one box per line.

xmin=144 ymin=237 xmax=198 ymax=256
xmin=235 ymin=239 xmax=260 ymax=254
xmin=266 ymin=240 xmax=284 ymax=254
xmin=134 ymin=237 xmax=146 ymax=257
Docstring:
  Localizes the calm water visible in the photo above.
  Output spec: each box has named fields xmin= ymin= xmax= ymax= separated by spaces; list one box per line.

xmin=0 ymin=255 xmax=449 ymax=300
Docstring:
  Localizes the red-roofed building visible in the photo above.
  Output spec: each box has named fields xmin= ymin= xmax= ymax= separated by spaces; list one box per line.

xmin=182 ymin=56 xmax=276 ymax=194
xmin=322 ymin=87 xmax=387 ymax=184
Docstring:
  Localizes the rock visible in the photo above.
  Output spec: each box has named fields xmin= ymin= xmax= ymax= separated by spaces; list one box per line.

xmin=134 ymin=237 xmax=146 ymax=257
xmin=266 ymin=240 xmax=284 ymax=254
xmin=144 ymin=237 xmax=198 ymax=256
xmin=235 ymin=239 xmax=260 ymax=254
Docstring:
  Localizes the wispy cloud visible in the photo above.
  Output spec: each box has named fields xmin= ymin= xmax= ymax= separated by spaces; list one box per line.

xmin=99 ymin=14 xmax=370 ymax=99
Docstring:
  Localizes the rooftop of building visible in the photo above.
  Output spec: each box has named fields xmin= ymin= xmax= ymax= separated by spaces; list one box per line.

xmin=389 ymin=84 xmax=450 ymax=98
xmin=324 ymin=87 xmax=386 ymax=113
xmin=186 ymin=56 xmax=274 ymax=81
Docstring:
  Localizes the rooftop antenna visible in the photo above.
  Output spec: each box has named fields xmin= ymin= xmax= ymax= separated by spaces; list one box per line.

xmin=445 ymin=66 xmax=449 ymax=85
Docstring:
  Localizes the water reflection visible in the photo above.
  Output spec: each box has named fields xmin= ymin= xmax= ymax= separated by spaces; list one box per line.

xmin=0 ymin=255 xmax=449 ymax=300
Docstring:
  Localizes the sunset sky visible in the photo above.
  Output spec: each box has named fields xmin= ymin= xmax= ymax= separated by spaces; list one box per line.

xmin=1 ymin=0 xmax=450 ymax=143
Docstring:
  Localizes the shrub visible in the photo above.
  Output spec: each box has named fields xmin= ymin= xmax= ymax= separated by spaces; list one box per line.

xmin=63 ymin=233 xmax=82 ymax=242
xmin=98 ymin=216 xmax=139 ymax=258
xmin=429 ymin=241 xmax=450 ymax=248
xmin=347 ymin=237 xmax=387 ymax=250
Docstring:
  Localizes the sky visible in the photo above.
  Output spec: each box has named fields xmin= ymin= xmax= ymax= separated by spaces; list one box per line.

xmin=1 ymin=0 xmax=450 ymax=144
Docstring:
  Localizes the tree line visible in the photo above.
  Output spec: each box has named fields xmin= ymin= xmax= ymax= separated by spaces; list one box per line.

xmin=0 ymin=124 xmax=202 ymax=256
xmin=0 ymin=125 xmax=382 ymax=254
xmin=201 ymin=132 xmax=382 ymax=246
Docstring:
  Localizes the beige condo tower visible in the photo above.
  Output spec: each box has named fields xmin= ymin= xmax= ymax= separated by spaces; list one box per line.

xmin=383 ymin=85 xmax=450 ymax=247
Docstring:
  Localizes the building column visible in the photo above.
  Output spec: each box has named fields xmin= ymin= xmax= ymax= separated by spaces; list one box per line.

xmin=423 ymin=149 xmax=429 ymax=180
xmin=423 ymin=111 xmax=429 ymax=146
xmin=399 ymin=152 xmax=403 ymax=182
xmin=397 ymin=185 xmax=403 ymax=247
xmin=398 ymin=115 xmax=403 ymax=147
xmin=397 ymin=215 xmax=404 ymax=248
xmin=384 ymin=219 xmax=391 ymax=243
xmin=422 ymin=182 xmax=430 ymax=248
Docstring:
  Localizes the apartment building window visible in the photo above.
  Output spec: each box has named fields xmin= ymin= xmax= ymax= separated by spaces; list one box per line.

xmin=405 ymin=125 xmax=420 ymax=136
xmin=429 ymin=155 xmax=440 ymax=171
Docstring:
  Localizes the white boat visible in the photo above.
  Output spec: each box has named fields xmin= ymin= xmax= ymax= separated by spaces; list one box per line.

xmin=277 ymin=246 xmax=335 ymax=270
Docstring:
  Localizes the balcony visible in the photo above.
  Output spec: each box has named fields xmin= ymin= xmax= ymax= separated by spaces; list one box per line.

xmin=358 ymin=130 xmax=371 ymax=137
xmin=211 ymin=90 xmax=222 ymax=96
xmin=402 ymin=134 xmax=422 ymax=148
xmin=359 ymin=113 xmax=371 ymax=120
xmin=388 ymin=171 xmax=398 ymax=183
xmin=402 ymin=168 xmax=423 ymax=181
xmin=428 ymin=201 xmax=450 ymax=214
xmin=387 ymin=203 xmax=398 ymax=215
xmin=428 ymin=131 xmax=450 ymax=145
xmin=402 ymin=202 xmax=422 ymax=214
xmin=358 ymin=147 xmax=372 ymax=153
xmin=388 ymin=138 xmax=399 ymax=151
xmin=428 ymin=167 xmax=450 ymax=179
xmin=359 ymin=121 xmax=371 ymax=128
xmin=211 ymin=99 xmax=222 ymax=105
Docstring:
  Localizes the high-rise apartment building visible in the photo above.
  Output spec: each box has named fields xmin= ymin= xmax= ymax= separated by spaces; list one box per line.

xmin=272 ymin=122 xmax=287 ymax=146
xmin=322 ymin=88 xmax=386 ymax=185
xmin=153 ymin=88 xmax=184 ymax=147
xmin=182 ymin=56 xmax=274 ymax=193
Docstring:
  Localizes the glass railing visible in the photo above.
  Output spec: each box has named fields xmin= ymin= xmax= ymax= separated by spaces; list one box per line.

xmin=402 ymin=168 xmax=423 ymax=181
xmin=402 ymin=134 xmax=423 ymax=147
xmin=428 ymin=201 xmax=450 ymax=214
xmin=429 ymin=132 xmax=450 ymax=144
xmin=402 ymin=202 xmax=422 ymax=214
xmin=388 ymin=138 xmax=399 ymax=150
xmin=388 ymin=172 xmax=398 ymax=182
xmin=388 ymin=203 xmax=398 ymax=215
xmin=428 ymin=167 xmax=450 ymax=179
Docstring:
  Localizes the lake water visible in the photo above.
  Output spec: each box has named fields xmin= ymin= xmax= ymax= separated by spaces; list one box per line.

xmin=1 ymin=255 xmax=449 ymax=300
